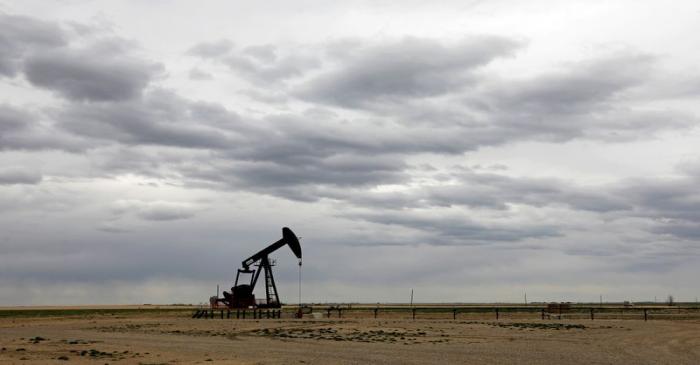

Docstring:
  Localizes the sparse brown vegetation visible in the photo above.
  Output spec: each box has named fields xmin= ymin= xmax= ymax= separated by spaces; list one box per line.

xmin=1 ymin=306 xmax=699 ymax=364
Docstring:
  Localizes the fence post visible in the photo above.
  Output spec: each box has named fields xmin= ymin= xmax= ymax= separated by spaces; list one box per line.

xmin=590 ymin=308 xmax=594 ymax=320
xmin=412 ymin=308 xmax=416 ymax=320
xmin=496 ymin=308 xmax=499 ymax=320
xmin=541 ymin=308 xmax=545 ymax=320
xmin=453 ymin=308 xmax=457 ymax=320
xmin=327 ymin=308 xmax=332 ymax=318
xmin=644 ymin=309 xmax=648 ymax=321
xmin=242 ymin=310 xmax=246 ymax=319
xmin=220 ymin=310 xmax=224 ymax=319
xmin=374 ymin=308 xmax=378 ymax=319
xmin=338 ymin=309 xmax=342 ymax=318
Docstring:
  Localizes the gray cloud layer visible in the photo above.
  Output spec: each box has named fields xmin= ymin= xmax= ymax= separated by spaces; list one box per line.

xmin=24 ymin=45 xmax=161 ymax=101
xmin=0 ymin=13 xmax=66 ymax=77
xmin=1 ymin=14 xmax=162 ymax=102
xmin=0 ymin=168 xmax=42 ymax=185
xmin=299 ymin=36 xmax=520 ymax=107
xmin=2 ymin=10 xmax=700 ymax=304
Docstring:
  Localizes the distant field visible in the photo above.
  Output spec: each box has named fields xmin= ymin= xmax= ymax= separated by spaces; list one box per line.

xmin=1 ymin=306 xmax=700 ymax=364
xmin=0 ymin=305 xmax=197 ymax=318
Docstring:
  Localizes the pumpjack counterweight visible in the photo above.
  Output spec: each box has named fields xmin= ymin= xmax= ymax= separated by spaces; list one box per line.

xmin=213 ymin=227 xmax=302 ymax=309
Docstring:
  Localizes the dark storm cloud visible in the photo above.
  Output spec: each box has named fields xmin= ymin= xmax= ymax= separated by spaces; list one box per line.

xmin=652 ymin=223 xmax=700 ymax=241
xmin=472 ymin=51 xmax=697 ymax=143
xmin=56 ymin=89 xmax=240 ymax=148
xmin=0 ymin=13 xmax=161 ymax=102
xmin=52 ymin=90 xmax=431 ymax=195
xmin=291 ymin=43 xmax=693 ymax=148
xmin=350 ymin=211 xmax=561 ymax=245
xmin=0 ymin=104 xmax=88 ymax=152
xmin=317 ymin=166 xmax=629 ymax=214
xmin=216 ymin=109 xmax=497 ymax=168
xmin=73 ymin=105 xmax=469 ymax=199
xmin=426 ymin=171 xmax=630 ymax=213
xmin=24 ymin=41 xmax=163 ymax=102
xmin=311 ymin=165 xmax=700 ymax=248
xmin=0 ymin=103 xmax=31 ymax=133
xmin=182 ymin=153 xmax=409 ymax=202
xmin=484 ymin=52 xmax=653 ymax=115
xmin=0 ymin=13 xmax=66 ymax=77
xmin=0 ymin=168 xmax=42 ymax=185
xmin=298 ymin=36 xmax=521 ymax=108
xmin=231 ymin=154 xmax=407 ymax=188
xmin=378 ymin=51 xmax=695 ymax=145
xmin=617 ymin=178 xmax=700 ymax=236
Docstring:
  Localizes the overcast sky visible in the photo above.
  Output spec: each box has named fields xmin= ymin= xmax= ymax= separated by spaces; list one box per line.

xmin=1 ymin=1 xmax=699 ymax=305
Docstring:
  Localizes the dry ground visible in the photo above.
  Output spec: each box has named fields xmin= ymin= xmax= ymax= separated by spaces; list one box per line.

xmin=1 ymin=310 xmax=699 ymax=364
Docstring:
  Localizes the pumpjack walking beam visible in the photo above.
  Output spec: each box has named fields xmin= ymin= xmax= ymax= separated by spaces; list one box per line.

xmin=242 ymin=227 xmax=302 ymax=269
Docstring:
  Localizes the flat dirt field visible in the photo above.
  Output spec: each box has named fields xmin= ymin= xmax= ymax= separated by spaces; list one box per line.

xmin=1 ymin=309 xmax=700 ymax=364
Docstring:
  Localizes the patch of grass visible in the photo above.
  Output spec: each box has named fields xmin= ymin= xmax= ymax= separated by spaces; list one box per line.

xmin=492 ymin=322 xmax=586 ymax=330
xmin=64 ymin=339 xmax=92 ymax=345
xmin=250 ymin=327 xmax=436 ymax=344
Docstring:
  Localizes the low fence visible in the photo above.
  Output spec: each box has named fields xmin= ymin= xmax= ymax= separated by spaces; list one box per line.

xmin=192 ymin=308 xmax=284 ymax=319
xmin=192 ymin=305 xmax=700 ymax=321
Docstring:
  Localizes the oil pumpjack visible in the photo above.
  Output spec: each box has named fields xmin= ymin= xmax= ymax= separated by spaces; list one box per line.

xmin=214 ymin=227 xmax=302 ymax=309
